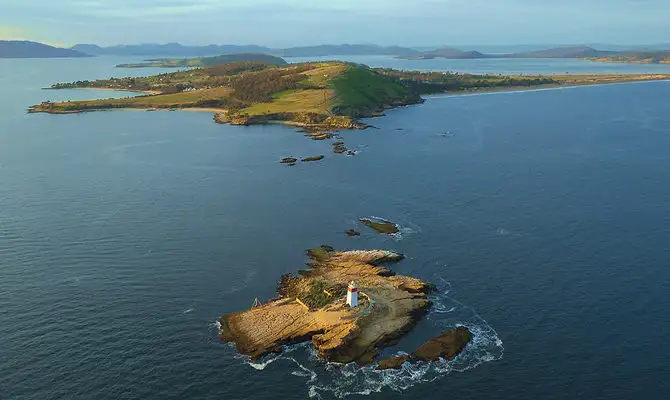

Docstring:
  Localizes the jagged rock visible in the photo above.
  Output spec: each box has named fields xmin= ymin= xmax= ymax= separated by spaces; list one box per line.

xmin=360 ymin=217 xmax=399 ymax=235
xmin=375 ymin=354 xmax=410 ymax=370
xmin=413 ymin=326 xmax=473 ymax=362
xmin=375 ymin=326 xmax=472 ymax=370
xmin=280 ymin=157 xmax=298 ymax=164
xmin=311 ymin=133 xmax=332 ymax=140
xmin=230 ymin=113 xmax=250 ymax=125
xmin=333 ymin=144 xmax=347 ymax=154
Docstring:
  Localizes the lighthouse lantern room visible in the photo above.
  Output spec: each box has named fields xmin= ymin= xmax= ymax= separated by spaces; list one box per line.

xmin=346 ymin=281 xmax=359 ymax=307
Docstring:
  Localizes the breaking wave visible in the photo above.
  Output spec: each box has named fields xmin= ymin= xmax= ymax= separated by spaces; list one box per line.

xmin=226 ymin=279 xmax=504 ymax=398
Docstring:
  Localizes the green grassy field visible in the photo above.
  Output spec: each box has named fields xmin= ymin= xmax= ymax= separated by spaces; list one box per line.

xmin=330 ymin=66 xmax=415 ymax=117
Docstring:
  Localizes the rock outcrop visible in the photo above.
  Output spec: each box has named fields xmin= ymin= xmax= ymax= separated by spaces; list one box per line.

xmin=375 ymin=326 xmax=473 ymax=370
xmin=360 ymin=217 xmax=399 ymax=235
xmin=414 ymin=326 xmax=472 ymax=362
xmin=219 ymin=249 xmax=433 ymax=364
xmin=301 ymin=155 xmax=324 ymax=162
xmin=375 ymin=354 xmax=410 ymax=370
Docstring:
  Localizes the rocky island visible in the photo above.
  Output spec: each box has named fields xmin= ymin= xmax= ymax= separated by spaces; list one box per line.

xmin=219 ymin=248 xmax=446 ymax=365
xmin=28 ymin=59 xmax=670 ymax=132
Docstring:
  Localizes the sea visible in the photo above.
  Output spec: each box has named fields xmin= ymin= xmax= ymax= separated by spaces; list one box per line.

xmin=1 ymin=55 xmax=669 ymax=400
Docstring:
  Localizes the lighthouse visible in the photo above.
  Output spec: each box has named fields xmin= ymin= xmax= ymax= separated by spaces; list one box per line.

xmin=346 ymin=281 xmax=359 ymax=307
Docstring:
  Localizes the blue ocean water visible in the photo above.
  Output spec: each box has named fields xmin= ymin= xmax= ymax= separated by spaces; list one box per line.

xmin=1 ymin=57 xmax=669 ymax=399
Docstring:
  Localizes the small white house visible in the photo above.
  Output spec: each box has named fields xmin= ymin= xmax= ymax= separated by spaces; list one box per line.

xmin=346 ymin=281 xmax=359 ymax=307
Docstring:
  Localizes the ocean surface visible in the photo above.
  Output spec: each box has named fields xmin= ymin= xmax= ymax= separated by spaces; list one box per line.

xmin=1 ymin=56 xmax=669 ymax=400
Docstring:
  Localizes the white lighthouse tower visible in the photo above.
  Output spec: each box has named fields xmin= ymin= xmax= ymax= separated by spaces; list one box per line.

xmin=346 ymin=281 xmax=359 ymax=307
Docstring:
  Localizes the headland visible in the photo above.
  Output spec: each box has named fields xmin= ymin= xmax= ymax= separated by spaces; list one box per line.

xmin=28 ymin=60 xmax=670 ymax=132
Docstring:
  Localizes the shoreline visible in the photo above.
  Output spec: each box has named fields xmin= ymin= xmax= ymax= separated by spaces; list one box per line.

xmin=426 ymin=77 xmax=670 ymax=99
xmin=44 ymin=87 xmax=162 ymax=95
xmin=29 ymin=69 xmax=670 ymax=130
xmin=30 ymin=77 xmax=670 ymax=124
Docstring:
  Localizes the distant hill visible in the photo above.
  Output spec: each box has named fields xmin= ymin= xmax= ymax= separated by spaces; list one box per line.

xmin=402 ymin=47 xmax=487 ymax=60
xmin=398 ymin=46 xmax=618 ymax=60
xmin=116 ymin=53 xmax=288 ymax=68
xmin=276 ymin=44 xmax=417 ymax=57
xmin=0 ymin=40 xmax=90 ymax=58
xmin=72 ymin=43 xmax=273 ymax=57
xmin=505 ymin=46 xmax=614 ymax=58
xmin=71 ymin=43 xmax=417 ymax=57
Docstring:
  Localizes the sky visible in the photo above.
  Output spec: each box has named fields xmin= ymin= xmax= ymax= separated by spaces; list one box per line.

xmin=0 ymin=0 xmax=669 ymax=47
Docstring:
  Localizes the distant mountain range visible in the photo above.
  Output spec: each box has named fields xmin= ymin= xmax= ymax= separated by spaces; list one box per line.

xmin=116 ymin=53 xmax=288 ymax=68
xmin=400 ymin=46 xmax=617 ymax=60
xmin=4 ymin=40 xmax=669 ymax=63
xmin=0 ymin=40 xmax=90 ymax=58
xmin=71 ymin=43 xmax=417 ymax=57
xmin=71 ymin=43 xmax=273 ymax=57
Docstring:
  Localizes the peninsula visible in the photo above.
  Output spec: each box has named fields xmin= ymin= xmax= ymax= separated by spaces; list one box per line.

xmin=581 ymin=51 xmax=670 ymax=64
xmin=220 ymin=247 xmax=468 ymax=367
xmin=28 ymin=60 xmax=670 ymax=131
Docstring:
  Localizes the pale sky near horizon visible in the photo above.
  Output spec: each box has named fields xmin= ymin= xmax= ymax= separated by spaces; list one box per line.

xmin=1 ymin=0 xmax=668 ymax=47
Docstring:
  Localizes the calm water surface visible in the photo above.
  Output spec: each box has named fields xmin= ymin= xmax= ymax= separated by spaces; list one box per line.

xmin=1 ymin=57 xmax=669 ymax=400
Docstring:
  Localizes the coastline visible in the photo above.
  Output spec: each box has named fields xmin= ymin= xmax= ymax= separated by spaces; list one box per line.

xmin=44 ymin=87 xmax=162 ymax=95
xmin=30 ymin=77 xmax=670 ymax=125
xmin=425 ymin=76 xmax=670 ymax=99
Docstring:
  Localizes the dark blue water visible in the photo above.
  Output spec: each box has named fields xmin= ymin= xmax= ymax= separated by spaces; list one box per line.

xmin=1 ymin=58 xmax=669 ymax=400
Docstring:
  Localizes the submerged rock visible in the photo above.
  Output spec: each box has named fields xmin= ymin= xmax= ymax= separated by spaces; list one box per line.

xmin=301 ymin=155 xmax=325 ymax=162
xmin=346 ymin=229 xmax=361 ymax=237
xmin=280 ymin=157 xmax=298 ymax=164
xmin=360 ymin=217 xmax=399 ymax=235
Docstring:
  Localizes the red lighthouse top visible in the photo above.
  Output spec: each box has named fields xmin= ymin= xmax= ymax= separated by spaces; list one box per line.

xmin=348 ymin=281 xmax=358 ymax=292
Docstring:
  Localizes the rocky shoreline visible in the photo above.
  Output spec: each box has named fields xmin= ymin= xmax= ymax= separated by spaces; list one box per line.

xmin=219 ymin=248 xmax=435 ymax=364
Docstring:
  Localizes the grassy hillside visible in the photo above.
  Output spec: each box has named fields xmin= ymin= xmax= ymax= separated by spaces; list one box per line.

xmin=330 ymin=66 xmax=419 ymax=117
